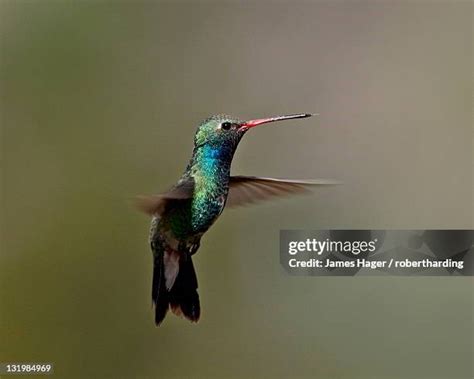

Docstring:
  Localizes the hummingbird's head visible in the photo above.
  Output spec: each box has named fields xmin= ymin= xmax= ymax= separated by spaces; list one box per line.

xmin=194 ymin=114 xmax=245 ymax=152
xmin=193 ymin=113 xmax=313 ymax=153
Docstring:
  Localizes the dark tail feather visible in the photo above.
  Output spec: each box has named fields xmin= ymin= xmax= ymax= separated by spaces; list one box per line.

xmin=169 ymin=257 xmax=200 ymax=322
xmin=152 ymin=249 xmax=169 ymax=326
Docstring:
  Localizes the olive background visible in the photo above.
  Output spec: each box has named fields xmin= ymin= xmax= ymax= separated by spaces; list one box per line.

xmin=1 ymin=1 xmax=472 ymax=378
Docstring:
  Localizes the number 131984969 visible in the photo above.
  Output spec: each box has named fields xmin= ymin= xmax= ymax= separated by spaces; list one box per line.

xmin=1 ymin=363 xmax=53 ymax=375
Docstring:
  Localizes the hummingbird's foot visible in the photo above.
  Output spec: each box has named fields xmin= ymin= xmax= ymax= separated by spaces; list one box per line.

xmin=189 ymin=241 xmax=200 ymax=256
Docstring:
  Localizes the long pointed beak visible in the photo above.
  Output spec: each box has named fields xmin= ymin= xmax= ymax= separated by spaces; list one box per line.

xmin=241 ymin=113 xmax=314 ymax=129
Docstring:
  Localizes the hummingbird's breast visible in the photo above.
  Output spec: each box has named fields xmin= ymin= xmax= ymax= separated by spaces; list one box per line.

xmin=159 ymin=144 xmax=233 ymax=242
xmin=188 ymin=145 xmax=233 ymax=234
xmin=190 ymin=174 xmax=228 ymax=234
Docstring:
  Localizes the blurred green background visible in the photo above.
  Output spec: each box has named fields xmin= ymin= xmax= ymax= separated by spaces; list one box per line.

xmin=1 ymin=1 xmax=472 ymax=378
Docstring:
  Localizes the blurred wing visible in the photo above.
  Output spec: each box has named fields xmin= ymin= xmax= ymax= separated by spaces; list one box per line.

xmin=135 ymin=177 xmax=195 ymax=216
xmin=227 ymin=176 xmax=340 ymax=208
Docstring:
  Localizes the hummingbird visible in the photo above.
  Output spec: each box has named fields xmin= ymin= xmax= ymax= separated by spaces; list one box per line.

xmin=136 ymin=113 xmax=337 ymax=325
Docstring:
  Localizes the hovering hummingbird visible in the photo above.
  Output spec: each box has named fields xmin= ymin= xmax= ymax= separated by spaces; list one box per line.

xmin=137 ymin=113 xmax=337 ymax=325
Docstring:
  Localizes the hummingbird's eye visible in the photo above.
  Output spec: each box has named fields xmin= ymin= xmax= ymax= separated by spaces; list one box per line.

xmin=221 ymin=122 xmax=232 ymax=130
